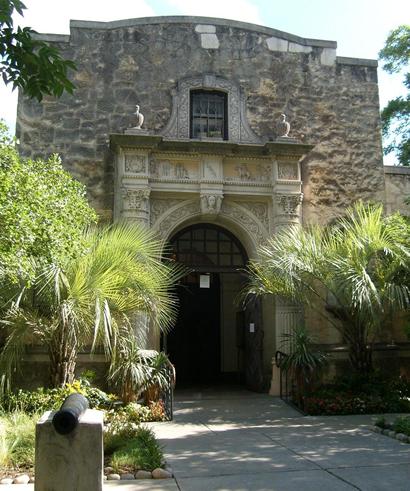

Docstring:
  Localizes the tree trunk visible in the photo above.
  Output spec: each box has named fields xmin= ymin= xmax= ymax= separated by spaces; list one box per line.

xmin=345 ymin=322 xmax=373 ymax=374
xmin=348 ymin=341 xmax=373 ymax=374
xmin=48 ymin=324 xmax=77 ymax=387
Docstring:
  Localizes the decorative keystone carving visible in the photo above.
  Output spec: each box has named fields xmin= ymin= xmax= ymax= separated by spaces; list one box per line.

xmin=200 ymin=194 xmax=223 ymax=215
xmin=122 ymin=188 xmax=150 ymax=211
xmin=276 ymin=193 xmax=303 ymax=215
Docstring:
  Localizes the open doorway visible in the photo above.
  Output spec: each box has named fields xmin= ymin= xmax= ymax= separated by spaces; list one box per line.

xmin=164 ymin=224 xmax=249 ymax=388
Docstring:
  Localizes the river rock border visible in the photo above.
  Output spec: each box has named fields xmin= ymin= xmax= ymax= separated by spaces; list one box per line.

xmin=0 ymin=466 xmax=173 ymax=485
xmin=104 ymin=465 xmax=173 ymax=480
xmin=0 ymin=474 xmax=33 ymax=485
xmin=372 ymin=425 xmax=410 ymax=443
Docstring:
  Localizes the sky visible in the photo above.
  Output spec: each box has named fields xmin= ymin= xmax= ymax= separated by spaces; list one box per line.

xmin=1 ymin=0 xmax=409 ymax=163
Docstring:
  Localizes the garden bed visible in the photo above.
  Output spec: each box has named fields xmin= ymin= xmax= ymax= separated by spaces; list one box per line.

xmin=0 ymin=380 xmax=171 ymax=484
xmin=292 ymin=375 xmax=410 ymax=416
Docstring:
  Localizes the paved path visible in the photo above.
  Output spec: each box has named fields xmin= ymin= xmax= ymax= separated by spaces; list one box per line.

xmin=3 ymin=389 xmax=410 ymax=490
xmin=149 ymin=388 xmax=410 ymax=490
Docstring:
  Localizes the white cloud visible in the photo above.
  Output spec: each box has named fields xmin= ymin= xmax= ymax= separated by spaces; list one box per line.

xmin=164 ymin=0 xmax=262 ymax=25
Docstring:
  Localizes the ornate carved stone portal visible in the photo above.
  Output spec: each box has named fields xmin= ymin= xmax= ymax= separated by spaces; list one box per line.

xmin=112 ymin=120 xmax=311 ymax=396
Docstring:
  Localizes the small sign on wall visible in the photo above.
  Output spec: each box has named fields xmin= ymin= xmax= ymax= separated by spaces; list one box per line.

xmin=200 ymin=274 xmax=210 ymax=288
xmin=249 ymin=323 xmax=255 ymax=333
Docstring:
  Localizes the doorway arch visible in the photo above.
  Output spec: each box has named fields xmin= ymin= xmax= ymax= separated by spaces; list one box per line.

xmin=165 ymin=223 xmax=254 ymax=387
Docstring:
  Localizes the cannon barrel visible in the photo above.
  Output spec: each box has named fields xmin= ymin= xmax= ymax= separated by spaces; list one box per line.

xmin=52 ymin=393 xmax=89 ymax=435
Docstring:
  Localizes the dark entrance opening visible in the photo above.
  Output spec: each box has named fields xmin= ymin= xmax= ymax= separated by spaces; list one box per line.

xmin=167 ymin=272 xmax=221 ymax=385
xmin=164 ymin=224 xmax=248 ymax=387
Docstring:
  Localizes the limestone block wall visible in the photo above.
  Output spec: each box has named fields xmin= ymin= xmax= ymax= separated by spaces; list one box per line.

xmin=384 ymin=166 xmax=410 ymax=216
xmin=16 ymin=16 xmax=385 ymax=223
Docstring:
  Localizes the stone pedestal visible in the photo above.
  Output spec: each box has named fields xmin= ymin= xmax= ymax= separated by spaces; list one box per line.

xmin=35 ymin=409 xmax=103 ymax=491
xmin=124 ymin=128 xmax=150 ymax=136
xmin=269 ymin=363 xmax=281 ymax=396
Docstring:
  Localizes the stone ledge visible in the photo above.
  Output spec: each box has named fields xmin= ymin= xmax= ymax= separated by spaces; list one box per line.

xmin=337 ymin=56 xmax=378 ymax=67
xmin=110 ymin=134 xmax=313 ymax=158
xmin=32 ymin=33 xmax=70 ymax=43
xmin=33 ymin=16 xmax=337 ymax=49
xmin=384 ymin=165 xmax=410 ymax=175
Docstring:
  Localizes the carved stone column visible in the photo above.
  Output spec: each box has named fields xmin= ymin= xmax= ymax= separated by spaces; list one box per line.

xmin=273 ymin=192 xmax=303 ymax=229
xmin=270 ymin=189 xmax=303 ymax=395
xmin=121 ymin=188 xmax=151 ymax=226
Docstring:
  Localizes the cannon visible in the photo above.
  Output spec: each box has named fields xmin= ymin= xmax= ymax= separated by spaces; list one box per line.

xmin=52 ymin=393 xmax=89 ymax=435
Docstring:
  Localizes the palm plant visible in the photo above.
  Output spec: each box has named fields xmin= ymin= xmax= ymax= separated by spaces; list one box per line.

xmin=0 ymin=223 xmax=183 ymax=389
xmin=280 ymin=325 xmax=327 ymax=406
xmin=108 ymin=331 xmax=174 ymax=403
xmin=247 ymin=201 xmax=410 ymax=374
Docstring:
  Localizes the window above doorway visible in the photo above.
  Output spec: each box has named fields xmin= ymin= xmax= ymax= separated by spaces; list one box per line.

xmin=190 ymin=90 xmax=228 ymax=140
xmin=170 ymin=223 xmax=248 ymax=271
xmin=160 ymin=74 xmax=260 ymax=144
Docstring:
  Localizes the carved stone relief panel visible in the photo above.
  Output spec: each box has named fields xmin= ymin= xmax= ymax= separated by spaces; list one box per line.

xmin=154 ymin=200 xmax=201 ymax=240
xmin=124 ymin=154 xmax=147 ymax=174
xmin=202 ymin=159 xmax=221 ymax=180
xmin=234 ymin=201 xmax=269 ymax=231
xmin=150 ymin=198 xmax=184 ymax=226
xmin=221 ymin=201 xmax=268 ymax=246
xmin=223 ymin=160 xmax=272 ymax=183
xmin=149 ymin=158 xmax=198 ymax=180
xmin=275 ymin=193 xmax=303 ymax=216
xmin=277 ymin=162 xmax=298 ymax=180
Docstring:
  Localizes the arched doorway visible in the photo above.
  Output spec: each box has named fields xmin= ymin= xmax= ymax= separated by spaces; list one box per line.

xmin=164 ymin=223 xmax=249 ymax=387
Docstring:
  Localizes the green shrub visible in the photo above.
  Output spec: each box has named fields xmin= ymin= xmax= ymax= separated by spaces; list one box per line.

xmin=375 ymin=416 xmax=387 ymax=429
xmin=0 ymin=412 xmax=37 ymax=469
xmin=0 ymin=379 xmax=117 ymax=414
xmin=393 ymin=416 xmax=410 ymax=436
xmin=110 ymin=426 xmax=164 ymax=472
xmin=104 ymin=411 xmax=140 ymax=455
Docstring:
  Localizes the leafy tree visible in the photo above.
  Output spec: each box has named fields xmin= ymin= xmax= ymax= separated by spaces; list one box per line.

xmin=379 ymin=25 xmax=410 ymax=165
xmin=0 ymin=223 xmax=184 ymax=389
xmin=0 ymin=0 xmax=75 ymax=100
xmin=246 ymin=202 xmax=410 ymax=374
xmin=0 ymin=121 xmax=97 ymax=284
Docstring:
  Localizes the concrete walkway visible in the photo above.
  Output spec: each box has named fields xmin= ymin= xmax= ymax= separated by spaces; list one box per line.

xmin=3 ymin=389 xmax=410 ymax=490
xmin=148 ymin=388 xmax=410 ymax=491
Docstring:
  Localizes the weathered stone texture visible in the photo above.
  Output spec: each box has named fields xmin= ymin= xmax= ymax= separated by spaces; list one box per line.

xmin=17 ymin=18 xmax=384 ymax=222
xmin=384 ymin=166 xmax=410 ymax=216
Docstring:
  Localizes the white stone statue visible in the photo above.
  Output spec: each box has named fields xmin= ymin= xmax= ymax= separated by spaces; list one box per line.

xmin=276 ymin=113 xmax=290 ymax=137
xmin=132 ymin=105 xmax=144 ymax=129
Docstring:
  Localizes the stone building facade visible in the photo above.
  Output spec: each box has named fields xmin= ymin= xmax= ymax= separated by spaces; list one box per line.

xmin=16 ymin=16 xmax=409 ymax=391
